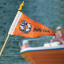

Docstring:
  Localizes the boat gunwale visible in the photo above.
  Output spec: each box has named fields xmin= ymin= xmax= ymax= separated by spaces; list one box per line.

xmin=20 ymin=45 xmax=64 ymax=54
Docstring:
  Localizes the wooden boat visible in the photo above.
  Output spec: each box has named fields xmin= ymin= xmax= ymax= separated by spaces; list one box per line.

xmin=20 ymin=43 xmax=64 ymax=64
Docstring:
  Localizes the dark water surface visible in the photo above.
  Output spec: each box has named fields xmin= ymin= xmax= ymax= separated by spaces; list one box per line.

xmin=0 ymin=0 xmax=64 ymax=64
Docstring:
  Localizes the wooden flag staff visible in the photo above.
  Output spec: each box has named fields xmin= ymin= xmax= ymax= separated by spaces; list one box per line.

xmin=0 ymin=1 xmax=24 ymax=56
xmin=0 ymin=34 xmax=10 ymax=56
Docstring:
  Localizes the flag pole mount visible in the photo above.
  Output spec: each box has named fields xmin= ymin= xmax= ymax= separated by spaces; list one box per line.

xmin=18 ymin=1 xmax=24 ymax=11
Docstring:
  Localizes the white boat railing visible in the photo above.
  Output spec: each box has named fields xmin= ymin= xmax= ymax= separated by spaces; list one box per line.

xmin=22 ymin=38 xmax=51 ymax=41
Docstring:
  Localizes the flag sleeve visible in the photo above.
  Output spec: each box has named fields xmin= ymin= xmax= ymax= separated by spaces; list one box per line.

xmin=8 ymin=11 xmax=22 ymax=35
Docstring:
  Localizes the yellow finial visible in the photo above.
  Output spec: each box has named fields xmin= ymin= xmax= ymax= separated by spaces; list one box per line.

xmin=18 ymin=1 xmax=24 ymax=11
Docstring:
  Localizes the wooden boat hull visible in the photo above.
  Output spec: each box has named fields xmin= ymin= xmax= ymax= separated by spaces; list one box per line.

xmin=20 ymin=46 xmax=64 ymax=64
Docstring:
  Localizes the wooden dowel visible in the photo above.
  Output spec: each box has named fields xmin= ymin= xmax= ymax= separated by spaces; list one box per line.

xmin=0 ymin=34 xmax=10 ymax=56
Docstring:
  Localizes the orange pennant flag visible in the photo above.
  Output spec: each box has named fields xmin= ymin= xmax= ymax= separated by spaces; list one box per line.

xmin=8 ymin=11 xmax=55 ymax=38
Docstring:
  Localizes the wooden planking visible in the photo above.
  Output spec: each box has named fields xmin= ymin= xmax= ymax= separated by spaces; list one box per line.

xmin=21 ymin=49 xmax=64 ymax=64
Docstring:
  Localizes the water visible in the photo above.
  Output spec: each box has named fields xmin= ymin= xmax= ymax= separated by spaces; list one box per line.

xmin=0 ymin=0 xmax=64 ymax=64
